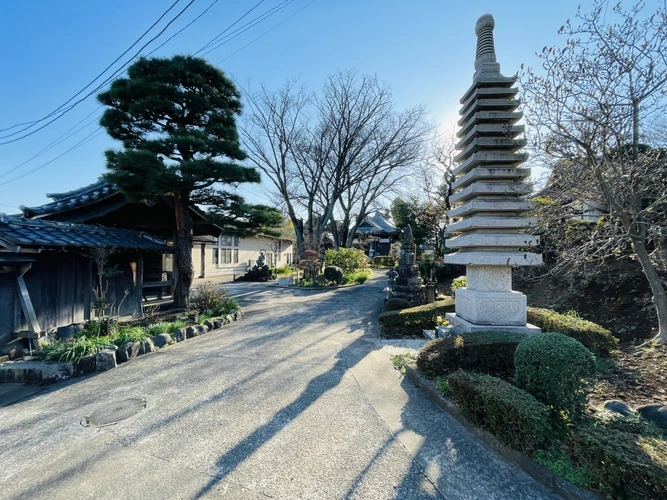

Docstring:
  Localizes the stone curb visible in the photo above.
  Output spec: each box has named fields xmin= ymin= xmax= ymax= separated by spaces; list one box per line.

xmin=0 ymin=310 xmax=245 ymax=385
xmin=404 ymin=365 xmax=600 ymax=500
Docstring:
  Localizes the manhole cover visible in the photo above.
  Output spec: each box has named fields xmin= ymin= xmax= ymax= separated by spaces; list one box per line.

xmin=82 ymin=397 xmax=146 ymax=427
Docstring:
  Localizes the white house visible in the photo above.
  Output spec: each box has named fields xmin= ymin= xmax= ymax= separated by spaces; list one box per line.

xmin=192 ymin=234 xmax=294 ymax=280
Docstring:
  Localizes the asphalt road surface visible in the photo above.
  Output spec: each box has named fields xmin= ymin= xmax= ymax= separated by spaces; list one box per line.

xmin=0 ymin=275 xmax=557 ymax=499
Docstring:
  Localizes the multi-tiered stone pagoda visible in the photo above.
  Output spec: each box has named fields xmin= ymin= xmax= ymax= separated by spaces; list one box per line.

xmin=445 ymin=14 xmax=542 ymax=334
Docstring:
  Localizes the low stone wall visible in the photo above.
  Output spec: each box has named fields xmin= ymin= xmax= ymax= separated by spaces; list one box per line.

xmin=0 ymin=309 xmax=244 ymax=384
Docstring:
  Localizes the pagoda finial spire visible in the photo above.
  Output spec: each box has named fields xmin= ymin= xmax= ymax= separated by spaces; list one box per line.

xmin=474 ymin=14 xmax=497 ymax=71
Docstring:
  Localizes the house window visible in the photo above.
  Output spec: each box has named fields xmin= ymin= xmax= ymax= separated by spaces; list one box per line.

xmin=212 ymin=248 xmax=218 ymax=265
xmin=217 ymin=235 xmax=239 ymax=266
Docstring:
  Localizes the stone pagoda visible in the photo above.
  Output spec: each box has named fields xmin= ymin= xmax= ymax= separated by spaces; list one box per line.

xmin=445 ymin=14 xmax=541 ymax=334
xmin=392 ymin=225 xmax=424 ymax=305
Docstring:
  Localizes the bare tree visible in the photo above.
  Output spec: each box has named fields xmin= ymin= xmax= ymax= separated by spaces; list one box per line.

xmin=520 ymin=1 xmax=667 ymax=343
xmin=242 ymin=71 xmax=430 ymax=253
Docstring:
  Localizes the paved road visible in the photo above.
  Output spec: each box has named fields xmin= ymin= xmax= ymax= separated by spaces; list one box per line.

xmin=0 ymin=275 xmax=557 ymax=499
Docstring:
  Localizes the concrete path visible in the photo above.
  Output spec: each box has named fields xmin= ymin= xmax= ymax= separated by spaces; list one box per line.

xmin=0 ymin=275 xmax=557 ymax=499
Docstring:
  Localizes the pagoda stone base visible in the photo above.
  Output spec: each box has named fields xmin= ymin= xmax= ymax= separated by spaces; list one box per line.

xmin=455 ymin=288 xmax=527 ymax=325
xmin=445 ymin=313 xmax=541 ymax=335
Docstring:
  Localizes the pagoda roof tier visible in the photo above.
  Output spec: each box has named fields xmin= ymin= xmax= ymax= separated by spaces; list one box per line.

xmin=447 ymin=216 xmax=538 ymax=233
xmin=452 ymin=167 xmax=530 ymax=190
xmin=449 ymin=199 xmax=534 ymax=218
xmin=458 ymin=111 xmax=523 ymax=136
xmin=460 ymin=87 xmax=518 ymax=114
xmin=459 ymin=98 xmax=520 ymax=125
xmin=446 ymin=233 xmax=539 ymax=250
xmin=460 ymin=75 xmax=516 ymax=104
xmin=454 ymin=137 xmax=527 ymax=163
xmin=456 ymin=123 xmax=524 ymax=146
xmin=444 ymin=250 xmax=542 ymax=267
xmin=452 ymin=152 xmax=528 ymax=177
xmin=449 ymin=181 xmax=531 ymax=204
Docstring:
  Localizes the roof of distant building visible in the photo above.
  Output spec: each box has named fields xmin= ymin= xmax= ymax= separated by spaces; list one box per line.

xmin=356 ymin=213 xmax=398 ymax=234
xmin=0 ymin=213 xmax=169 ymax=252
xmin=20 ymin=179 xmax=119 ymax=218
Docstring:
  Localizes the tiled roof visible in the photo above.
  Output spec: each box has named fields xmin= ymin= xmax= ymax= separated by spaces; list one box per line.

xmin=20 ymin=179 xmax=119 ymax=217
xmin=0 ymin=214 xmax=169 ymax=251
xmin=356 ymin=213 xmax=398 ymax=234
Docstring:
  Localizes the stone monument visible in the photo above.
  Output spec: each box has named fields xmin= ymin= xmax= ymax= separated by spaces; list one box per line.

xmin=392 ymin=225 xmax=424 ymax=305
xmin=444 ymin=14 xmax=541 ymax=334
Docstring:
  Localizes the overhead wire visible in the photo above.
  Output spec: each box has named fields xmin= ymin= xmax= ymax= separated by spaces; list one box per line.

xmin=198 ymin=0 xmax=295 ymax=57
xmin=217 ymin=0 xmax=316 ymax=65
xmin=0 ymin=0 xmax=196 ymax=145
xmin=0 ymin=0 xmax=183 ymax=136
xmin=195 ymin=0 xmax=267 ymax=55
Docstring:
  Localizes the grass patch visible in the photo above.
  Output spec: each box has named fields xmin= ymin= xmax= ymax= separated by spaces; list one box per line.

xmin=390 ymin=352 xmax=416 ymax=375
xmin=532 ymin=447 xmax=592 ymax=488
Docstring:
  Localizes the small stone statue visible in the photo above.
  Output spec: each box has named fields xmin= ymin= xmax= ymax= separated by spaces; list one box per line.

xmin=256 ymin=249 xmax=266 ymax=268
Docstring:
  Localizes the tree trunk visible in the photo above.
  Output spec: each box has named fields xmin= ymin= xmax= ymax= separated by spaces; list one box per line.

xmin=172 ymin=192 xmax=194 ymax=309
xmin=631 ymin=238 xmax=667 ymax=343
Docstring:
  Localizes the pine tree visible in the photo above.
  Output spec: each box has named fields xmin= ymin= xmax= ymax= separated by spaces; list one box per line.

xmin=98 ymin=55 xmax=260 ymax=308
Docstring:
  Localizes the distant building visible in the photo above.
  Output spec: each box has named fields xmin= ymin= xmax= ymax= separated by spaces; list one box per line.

xmin=353 ymin=213 xmax=399 ymax=256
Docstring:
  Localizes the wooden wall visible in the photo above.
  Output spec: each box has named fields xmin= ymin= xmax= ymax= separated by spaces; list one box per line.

xmin=0 ymin=250 xmax=150 ymax=347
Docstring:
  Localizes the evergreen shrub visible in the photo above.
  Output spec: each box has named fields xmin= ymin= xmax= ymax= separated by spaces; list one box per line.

xmin=383 ymin=298 xmax=411 ymax=312
xmin=323 ymin=265 xmax=344 ymax=285
xmin=447 ymin=370 xmax=552 ymax=453
xmin=378 ymin=298 xmax=455 ymax=330
xmin=324 ymin=248 xmax=368 ymax=274
xmin=417 ymin=331 xmax=527 ymax=377
xmin=372 ymin=256 xmax=394 ymax=268
xmin=514 ymin=333 xmax=595 ymax=420
xmin=527 ymin=307 xmax=618 ymax=357
xmin=570 ymin=425 xmax=667 ymax=499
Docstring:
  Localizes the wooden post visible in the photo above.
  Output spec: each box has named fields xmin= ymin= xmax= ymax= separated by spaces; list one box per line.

xmin=135 ymin=253 xmax=144 ymax=318
xmin=199 ymin=243 xmax=206 ymax=278
xmin=16 ymin=264 xmax=42 ymax=351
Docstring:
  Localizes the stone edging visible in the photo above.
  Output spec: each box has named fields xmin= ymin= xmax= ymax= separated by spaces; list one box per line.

xmin=0 ymin=309 xmax=244 ymax=384
xmin=404 ymin=365 xmax=600 ymax=500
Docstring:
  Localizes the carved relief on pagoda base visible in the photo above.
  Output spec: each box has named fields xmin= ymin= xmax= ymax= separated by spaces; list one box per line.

xmin=466 ymin=265 xmax=512 ymax=292
xmin=454 ymin=288 xmax=527 ymax=326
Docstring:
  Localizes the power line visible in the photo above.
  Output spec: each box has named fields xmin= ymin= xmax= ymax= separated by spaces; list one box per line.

xmin=0 ymin=0 xmax=182 ymax=136
xmin=195 ymin=0 xmax=267 ymax=55
xmin=0 ymin=106 xmax=102 ymax=178
xmin=199 ymin=0 xmax=295 ymax=57
xmin=217 ymin=0 xmax=316 ymax=65
xmin=0 ymin=0 xmax=196 ymax=145
xmin=145 ymin=0 xmax=221 ymax=57
xmin=201 ymin=0 xmax=296 ymax=57
xmin=0 ymin=127 xmax=106 ymax=186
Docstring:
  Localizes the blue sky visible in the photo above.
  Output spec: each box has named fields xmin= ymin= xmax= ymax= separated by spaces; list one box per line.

xmin=0 ymin=0 xmax=592 ymax=213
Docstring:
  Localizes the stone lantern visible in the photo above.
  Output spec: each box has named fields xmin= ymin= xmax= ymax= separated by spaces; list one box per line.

xmin=445 ymin=14 xmax=541 ymax=334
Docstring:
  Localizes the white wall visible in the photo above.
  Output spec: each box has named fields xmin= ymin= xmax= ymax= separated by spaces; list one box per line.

xmin=192 ymin=235 xmax=294 ymax=280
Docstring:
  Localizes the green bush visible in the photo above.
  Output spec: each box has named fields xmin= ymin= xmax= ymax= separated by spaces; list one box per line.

xmin=145 ymin=322 xmax=170 ymax=337
xmin=515 ymin=333 xmax=595 ymax=421
xmin=451 ymin=276 xmax=466 ymax=293
xmin=190 ymin=281 xmax=236 ymax=314
xmin=417 ymin=331 xmax=527 ymax=378
xmin=40 ymin=336 xmax=113 ymax=362
xmin=167 ymin=319 xmax=187 ymax=333
xmin=378 ymin=298 xmax=455 ymax=330
xmin=448 ymin=370 xmax=553 ymax=453
xmin=532 ymin=447 xmax=592 ymax=488
xmin=570 ymin=425 xmax=667 ymax=499
xmin=383 ymin=298 xmax=411 ymax=312
xmin=274 ymin=264 xmax=295 ymax=277
xmin=323 ymin=265 xmax=344 ymax=285
xmin=372 ymin=256 xmax=394 ymax=268
xmin=79 ymin=317 xmax=118 ymax=338
xmin=324 ymin=248 xmax=369 ymax=274
xmin=527 ymin=307 xmax=618 ymax=357
xmin=113 ymin=326 xmax=149 ymax=346
xmin=343 ymin=269 xmax=373 ymax=284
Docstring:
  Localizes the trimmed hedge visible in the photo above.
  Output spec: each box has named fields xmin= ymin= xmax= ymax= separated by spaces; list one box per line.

xmin=372 ymin=256 xmax=395 ymax=268
xmin=448 ymin=370 xmax=552 ymax=453
xmin=383 ymin=298 xmax=411 ymax=312
xmin=570 ymin=426 xmax=667 ymax=499
xmin=417 ymin=331 xmax=527 ymax=378
xmin=527 ymin=307 xmax=618 ymax=357
xmin=378 ymin=298 xmax=455 ymax=330
xmin=515 ymin=333 xmax=595 ymax=421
